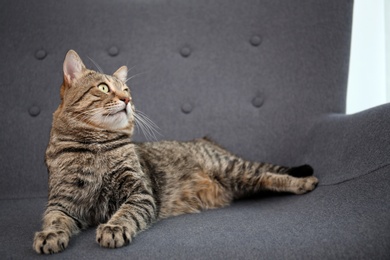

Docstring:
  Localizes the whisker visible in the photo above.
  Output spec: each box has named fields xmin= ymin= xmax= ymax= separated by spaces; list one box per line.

xmin=73 ymin=107 xmax=105 ymax=120
xmin=134 ymin=110 xmax=161 ymax=141
xmin=135 ymin=110 xmax=160 ymax=130
xmin=87 ymin=56 xmax=104 ymax=74
xmin=69 ymin=103 xmax=161 ymax=141
xmin=127 ymin=65 xmax=136 ymax=74
xmin=125 ymin=72 xmax=147 ymax=83
xmin=135 ymin=110 xmax=161 ymax=133
xmin=134 ymin=115 xmax=155 ymax=141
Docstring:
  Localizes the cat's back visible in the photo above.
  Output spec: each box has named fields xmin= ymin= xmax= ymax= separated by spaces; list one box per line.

xmin=136 ymin=138 xmax=224 ymax=162
xmin=135 ymin=138 xmax=232 ymax=177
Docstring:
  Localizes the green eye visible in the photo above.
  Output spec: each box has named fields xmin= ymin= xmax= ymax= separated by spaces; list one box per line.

xmin=97 ymin=83 xmax=110 ymax=93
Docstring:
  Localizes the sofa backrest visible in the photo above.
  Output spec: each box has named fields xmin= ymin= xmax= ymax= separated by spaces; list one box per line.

xmin=0 ymin=0 xmax=353 ymax=199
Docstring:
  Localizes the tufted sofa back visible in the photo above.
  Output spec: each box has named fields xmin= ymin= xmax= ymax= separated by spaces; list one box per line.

xmin=0 ymin=0 xmax=353 ymax=199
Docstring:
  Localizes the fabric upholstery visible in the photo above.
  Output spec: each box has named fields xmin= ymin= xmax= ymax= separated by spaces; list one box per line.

xmin=1 ymin=0 xmax=389 ymax=259
xmin=1 ymin=166 xmax=389 ymax=259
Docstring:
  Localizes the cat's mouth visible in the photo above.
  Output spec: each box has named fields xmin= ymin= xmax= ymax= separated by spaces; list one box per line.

xmin=110 ymin=108 xmax=127 ymax=115
xmin=117 ymin=109 xmax=128 ymax=117
xmin=106 ymin=104 xmax=128 ymax=116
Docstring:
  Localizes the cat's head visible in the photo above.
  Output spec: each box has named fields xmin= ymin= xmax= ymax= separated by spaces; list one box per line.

xmin=57 ymin=50 xmax=135 ymax=133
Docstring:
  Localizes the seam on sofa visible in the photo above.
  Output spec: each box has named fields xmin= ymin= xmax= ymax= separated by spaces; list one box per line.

xmin=318 ymin=163 xmax=390 ymax=187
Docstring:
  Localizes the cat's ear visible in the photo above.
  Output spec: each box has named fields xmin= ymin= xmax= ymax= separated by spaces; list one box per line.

xmin=63 ymin=50 xmax=86 ymax=84
xmin=113 ymin=66 xmax=128 ymax=83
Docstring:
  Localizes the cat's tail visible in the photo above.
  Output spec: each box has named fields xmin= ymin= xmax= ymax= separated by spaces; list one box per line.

xmin=287 ymin=164 xmax=314 ymax=178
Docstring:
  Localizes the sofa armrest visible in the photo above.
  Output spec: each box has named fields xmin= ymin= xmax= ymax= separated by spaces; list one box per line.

xmin=304 ymin=104 xmax=390 ymax=185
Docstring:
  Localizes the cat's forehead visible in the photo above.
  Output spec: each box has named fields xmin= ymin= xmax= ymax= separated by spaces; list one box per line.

xmin=85 ymin=70 xmax=125 ymax=88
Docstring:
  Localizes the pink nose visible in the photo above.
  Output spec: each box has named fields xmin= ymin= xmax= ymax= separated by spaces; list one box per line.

xmin=121 ymin=98 xmax=130 ymax=105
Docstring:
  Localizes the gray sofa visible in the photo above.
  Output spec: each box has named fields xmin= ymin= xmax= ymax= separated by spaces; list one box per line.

xmin=1 ymin=0 xmax=389 ymax=259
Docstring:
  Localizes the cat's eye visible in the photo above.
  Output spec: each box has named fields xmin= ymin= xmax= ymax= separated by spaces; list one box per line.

xmin=97 ymin=83 xmax=110 ymax=93
xmin=123 ymin=88 xmax=129 ymax=92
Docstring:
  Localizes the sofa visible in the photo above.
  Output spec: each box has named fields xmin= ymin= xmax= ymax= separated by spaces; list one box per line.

xmin=1 ymin=0 xmax=389 ymax=259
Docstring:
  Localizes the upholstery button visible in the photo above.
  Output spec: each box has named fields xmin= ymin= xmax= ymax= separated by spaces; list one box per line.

xmin=35 ymin=49 xmax=47 ymax=60
xmin=252 ymin=96 xmax=264 ymax=108
xmin=250 ymin=35 xmax=262 ymax=46
xmin=180 ymin=47 xmax=191 ymax=58
xmin=29 ymin=105 xmax=41 ymax=117
xmin=108 ymin=46 xmax=119 ymax=56
xmin=181 ymin=103 xmax=193 ymax=114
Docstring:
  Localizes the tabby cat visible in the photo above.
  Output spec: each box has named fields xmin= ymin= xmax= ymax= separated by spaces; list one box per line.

xmin=33 ymin=50 xmax=318 ymax=254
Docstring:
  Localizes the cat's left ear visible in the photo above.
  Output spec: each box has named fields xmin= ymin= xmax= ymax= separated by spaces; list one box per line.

xmin=63 ymin=50 xmax=86 ymax=84
xmin=113 ymin=66 xmax=128 ymax=83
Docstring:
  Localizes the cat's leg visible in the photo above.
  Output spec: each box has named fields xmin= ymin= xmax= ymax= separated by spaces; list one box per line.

xmin=96 ymin=177 xmax=157 ymax=249
xmin=193 ymin=139 xmax=318 ymax=198
xmin=258 ymin=171 xmax=318 ymax=194
xmin=33 ymin=209 xmax=82 ymax=254
xmin=258 ymin=164 xmax=319 ymax=194
xmin=222 ymin=158 xmax=318 ymax=197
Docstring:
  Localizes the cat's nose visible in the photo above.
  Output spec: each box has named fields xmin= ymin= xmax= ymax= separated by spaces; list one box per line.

xmin=121 ymin=97 xmax=130 ymax=105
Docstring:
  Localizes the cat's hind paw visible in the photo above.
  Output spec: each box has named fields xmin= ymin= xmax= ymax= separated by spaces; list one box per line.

xmin=96 ymin=224 xmax=132 ymax=249
xmin=33 ymin=230 xmax=69 ymax=254
xmin=293 ymin=176 xmax=319 ymax=194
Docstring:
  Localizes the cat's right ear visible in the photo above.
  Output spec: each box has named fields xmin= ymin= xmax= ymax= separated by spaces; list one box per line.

xmin=63 ymin=50 xmax=86 ymax=84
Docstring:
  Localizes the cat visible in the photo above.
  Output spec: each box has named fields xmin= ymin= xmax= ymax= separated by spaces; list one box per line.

xmin=33 ymin=50 xmax=318 ymax=254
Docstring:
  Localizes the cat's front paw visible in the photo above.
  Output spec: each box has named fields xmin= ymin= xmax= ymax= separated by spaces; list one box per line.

xmin=96 ymin=224 xmax=132 ymax=249
xmin=33 ymin=230 xmax=69 ymax=254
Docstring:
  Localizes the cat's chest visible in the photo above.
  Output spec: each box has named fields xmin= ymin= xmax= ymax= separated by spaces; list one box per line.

xmin=63 ymin=160 xmax=121 ymax=224
xmin=49 ymin=149 xmax=134 ymax=224
xmin=78 ymin=171 xmax=121 ymax=223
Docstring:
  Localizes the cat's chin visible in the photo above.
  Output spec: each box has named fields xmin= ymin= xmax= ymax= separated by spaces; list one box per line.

xmin=91 ymin=112 xmax=132 ymax=131
xmin=108 ymin=112 xmax=131 ymax=130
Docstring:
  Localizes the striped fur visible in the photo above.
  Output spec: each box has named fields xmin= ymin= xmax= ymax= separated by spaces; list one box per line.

xmin=33 ymin=50 xmax=318 ymax=254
